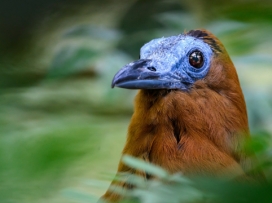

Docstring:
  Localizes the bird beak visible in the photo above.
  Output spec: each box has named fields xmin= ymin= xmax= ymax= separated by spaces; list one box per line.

xmin=112 ymin=59 xmax=188 ymax=90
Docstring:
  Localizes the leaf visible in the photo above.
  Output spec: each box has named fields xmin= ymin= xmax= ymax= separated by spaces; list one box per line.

xmin=47 ymin=46 xmax=99 ymax=79
xmin=63 ymin=25 xmax=122 ymax=41
xmin=114 ymin=173 xmax=147 ymax=188
xmin=62 ymin=189 xmax=97 ymax=203
xmin=122 ymin=155 xmax=168 ymax=178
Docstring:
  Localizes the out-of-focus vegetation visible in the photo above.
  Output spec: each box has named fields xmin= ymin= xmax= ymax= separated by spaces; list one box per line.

xmin=0 ymin=0 xmax=272 ymax=202
xmin=104 ymin=155 xmax=272 ymax=203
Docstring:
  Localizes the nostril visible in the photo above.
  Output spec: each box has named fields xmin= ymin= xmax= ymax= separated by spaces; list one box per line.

xmin=147 ymin=67 xmax=156 ymax=72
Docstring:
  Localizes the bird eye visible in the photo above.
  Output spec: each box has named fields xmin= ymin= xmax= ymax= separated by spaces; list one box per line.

xmin=189 ymin=51 xmax=204 ymax=69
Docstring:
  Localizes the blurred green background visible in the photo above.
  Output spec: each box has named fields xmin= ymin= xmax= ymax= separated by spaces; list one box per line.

xmin=1 ymin=0 xmax=272 ymax=202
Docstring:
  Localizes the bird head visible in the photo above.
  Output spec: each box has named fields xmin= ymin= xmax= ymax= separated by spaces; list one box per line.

xmin=112 ymin=29 xmax=239 ymax=92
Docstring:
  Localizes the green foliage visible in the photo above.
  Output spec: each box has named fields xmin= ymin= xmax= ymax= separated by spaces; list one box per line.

xmin=122 ymin=156 xmax=168 ymax=179
xmin=48 ymin=47 xmax=99 ymax=78
xmin=71 ymin=147 xmax=272 ymax=203
xmin=116 ymin=155 xmax=272 ymax=203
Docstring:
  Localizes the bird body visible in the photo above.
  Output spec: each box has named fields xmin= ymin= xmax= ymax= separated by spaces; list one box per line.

xmin=101 ymin=29 xmax=261 ymax=202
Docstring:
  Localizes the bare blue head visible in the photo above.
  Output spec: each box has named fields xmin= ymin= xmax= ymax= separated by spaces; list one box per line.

xmin=112 ymin=31 xmax=214 ymax=90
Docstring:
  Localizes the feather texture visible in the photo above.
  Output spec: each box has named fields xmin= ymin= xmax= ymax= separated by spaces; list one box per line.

xmin=101 ymin=29 xmax=264 ymax=202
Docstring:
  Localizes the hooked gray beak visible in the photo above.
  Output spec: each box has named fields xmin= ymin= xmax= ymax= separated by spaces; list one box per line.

xmin=111 ymin=59 xmax=188 ymax=90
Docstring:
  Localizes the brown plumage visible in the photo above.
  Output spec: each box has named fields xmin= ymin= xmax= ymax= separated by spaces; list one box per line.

xmin=100 ymin=29 xmax=264 ymax=202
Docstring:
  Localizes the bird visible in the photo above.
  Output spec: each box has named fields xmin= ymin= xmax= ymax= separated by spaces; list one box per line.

xmin=100 ymin=29 xmax=263 ymax=202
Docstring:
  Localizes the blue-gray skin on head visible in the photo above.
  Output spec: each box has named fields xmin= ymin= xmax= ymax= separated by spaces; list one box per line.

xmin=112 ymin=34 xmax=213 ymax=90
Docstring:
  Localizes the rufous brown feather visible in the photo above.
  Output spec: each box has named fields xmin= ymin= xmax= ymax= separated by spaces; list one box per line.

xmin=100 ymin=29 xmax=265 ymax=202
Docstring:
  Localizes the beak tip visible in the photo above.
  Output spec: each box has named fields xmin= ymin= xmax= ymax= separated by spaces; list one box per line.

xmin=111 ymin=79 xmax=116 ymax=88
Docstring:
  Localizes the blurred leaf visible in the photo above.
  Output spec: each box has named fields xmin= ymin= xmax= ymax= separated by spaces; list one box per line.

xmin=63 ymin=25 xmax=122 ymax=41
xmin=221 ymin=2 xmax=272 ymax=22
xmin=244 ymin=131 xmax=270 ymax=155
xmin=62 ymin=189 xmax=96 ymax=203
xmin=155 ymin=12 xmax=199 ymax=32
xmin=122 ymin=155 xmax=168 ymax=179
xmin=84 ymin=179 xmax=111 ymax=188
xmin=47 ymin=47 xmax=99 ymax=79
xmin=116 ymin=0 xmax=186 ymax=57
xmin=207 ymin=21 xmax=269 ymax=55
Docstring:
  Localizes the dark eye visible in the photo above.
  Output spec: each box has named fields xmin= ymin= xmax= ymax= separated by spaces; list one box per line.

xmin=189 ymin=51 xmax=204 ymax=68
